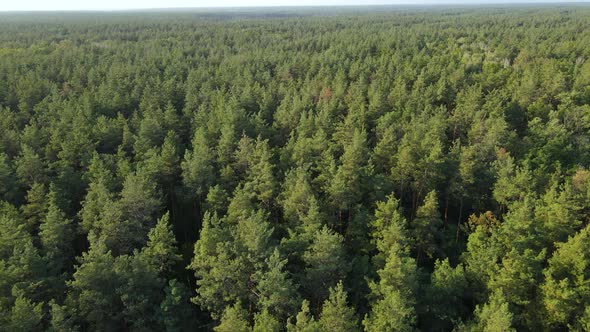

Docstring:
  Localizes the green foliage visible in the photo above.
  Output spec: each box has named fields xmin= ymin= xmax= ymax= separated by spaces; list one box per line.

xmin=541 ymin=225 xmax=590 ymax=330
xmin=319 ymin=282 xmax=358 ymax=332
xmin=470 ymin=290 xmax=515 ymax=332
xmin=215 ymin=302 xmax=251 ymax=332
xmin=40 ymin=189 xmax=74 ymax=271
xmin=425 ymin=259 xmax=469 ymax=330
xmin=182 ymin=127 xmax=215 ymax=198
xmin=7 ymin=293 xmax=44 ymax=332
xmin=288 ymin=300 xmax=321 ymax=332
xmin=158 ymin=279 xmax=195 ymax=332
xmin=412 ymin=190 xmax=443 ymax=261
xmin=253 ymin=309 xmax=281 ymax=332
xmin=364 ymin=248 xmax=418 ymax=332
xmin=141 ymin=212 xmax=182 ymax=274
xmin=254 ymin=248 xmax=300 ymax=322
xmin=303 ymin=226 xmax=350 ymax=304
xmin=1 ymin=7 xmax=590 ymax=331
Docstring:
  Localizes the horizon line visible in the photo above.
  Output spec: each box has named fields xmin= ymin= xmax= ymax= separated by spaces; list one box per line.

xmin=1 ymin=2 xmax=589 ymax=13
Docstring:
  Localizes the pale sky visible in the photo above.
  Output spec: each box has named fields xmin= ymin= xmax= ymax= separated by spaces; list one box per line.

xmin=0 ymin=0 xmax=586 ymax=11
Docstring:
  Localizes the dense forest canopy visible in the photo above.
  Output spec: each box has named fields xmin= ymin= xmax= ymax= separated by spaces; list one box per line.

xmin=1 ymin=5 xmax=590 ymax=331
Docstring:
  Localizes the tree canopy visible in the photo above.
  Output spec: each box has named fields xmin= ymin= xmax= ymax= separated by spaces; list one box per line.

xmin=1 ymin=5 xmax=590 ymax=331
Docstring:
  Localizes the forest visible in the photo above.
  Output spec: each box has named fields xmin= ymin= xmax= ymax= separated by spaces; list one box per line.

xmin=1 ymin=5 xmax=590 ymax=331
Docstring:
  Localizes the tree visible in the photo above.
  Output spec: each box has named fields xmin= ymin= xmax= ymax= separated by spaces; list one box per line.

xmin=66 ymin=240 xmax=166 ymax=331
xmin=318 ymin=282 xmax=358 ymax=332
xmin=79 ymin=179 xmax=114 ymax=235
xmin=159 ymin=131 xmax=181 ymax=188
xmin=541 ymin=224 xmax=590 ymax=329
xmin=328 ymin=128 xmax=371 ymax=215
xmin=214 ymin=302 xmax=251 ymax=332
xmin=424 ymin=259 xmax=469 ymax=330
xmin=141 ymin=212 xmax=182 ymax=275
xmin=158 ymin=279 xmax=195 ymax=332
xmin=371 ymin=194 xmax=409 ymax=268
xmin=20 ymin=182 xmax=48 ymax=232
xmin=412 ymin=190 xmax=443 ymax=261
xmin=280 ymin=166 xmax=317 ymax=227
xmin=363 ymin=248 xmax=418 ymax=332
xmin=48 ymin=300 xmax=79 ymax=332
xmin=39 ymin=189 xmax=74 ymax=272
xmin=14 ymin=145 xmax=46 ymax=187
xmin=287 ymin=300 xmax=320 ymax=332
xmin=487 ymin=248 xmax=545 ymax=329
xmin=492 ymin=149 xmax=533 ymax=209
xmin=254 ymin=248 xmax=300 ymax=322
xmin=470 ymin=290 xmax=515 ymax=332
xmin=7 ymin=293 xmax=44 ymax=332
xmin=243 ymin=137 xmax=277 ymax=207
xmin=65 ymin=242 xmax=121 ymax=331
xmin=0 ymin=153 xmax=18 ymax=202
xmin=189 ymin=209 xmax=274 ymax=319
xmin=535 ymin=182 xmax=581 ymax=247
xmin=90 ymin=172 xmax=161 ymax=255
xmin=190 ymin=212 xmax=246 ymax=318
xmin=303 ymin=226 xmax=350 ymax=304
xmin=181 ymin=127 xmax=215 ymax=199
xmin=253 ymin=309 xmax=281 ymax=332
xmin=390 ymin=111 xmax=446 ymax=209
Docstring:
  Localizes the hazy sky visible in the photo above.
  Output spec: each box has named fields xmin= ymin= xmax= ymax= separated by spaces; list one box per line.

xmin=0 ymin=0 xmax=586 ymax=11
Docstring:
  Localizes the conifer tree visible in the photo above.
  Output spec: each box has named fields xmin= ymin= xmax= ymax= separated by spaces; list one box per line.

xmin=254 ymin=248 xmax=300 ymax=322
xmin=40 ymin=188 xmax=74 ymax=272
xmin=541 ymin=224 xmax=590 ymax=330
xmin=471 ymin=290 xmax=515 ymax=332
xmin=303 ymin=226 xmax=349 ymax=304
xmin=412 ymin=190 xmax=443 ymax=261
xmin=214 ymin=302 xmax=251 ymax=332
xmin=318 ymin=282 xmax=358 ymax=332
xmin=287 ymin=300 xmax=320 ymax=332
xmin=7 ymin=293 xmax=44 ymax=332
xmin=141 ymin=212 xmax=182 ymax=274
xmin=182 ymin=127 xmax=215 ymax=199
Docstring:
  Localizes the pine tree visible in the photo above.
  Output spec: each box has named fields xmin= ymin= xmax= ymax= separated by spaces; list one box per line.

xmin=243 ymin=137 xmax=277 ymax=207
xmin=48 ymin=300 xmax=79 ymax=332
xmin=141 ymin=212 xmax=182 ymax=274
xmin=471 ymin=290 xmax=515 ymax=332
xmin=93 ymin=171 xmax=162 ymax=254
xmin=425 ymin=259 xmax=469 ymax=330
xmin=7 ymin=293 xmax=44 ymax=332
xmin=254 ymin=248 xmax=300 ymax=322
xmin=79 ymin=179 xmax=114 ymax=234
xmin=280 ymin=166 xmax=317 ymax=226
xmin=487 ymin=248 xmax=545 ymax=329
xmin=14 ymin=144 xmax=46 ymax=187
xmin=363 ymin=248 xmax=418 ymax=332
xmin=287 ymin=300 xmax=320 ymax=332
xmin=0 ymin=153 xmax=17 ymax=202
xmin=541 ymin=224 xmax=590 ymax=329
xmin=189 ymin=212 xmax=249 ymax=318
xmin=40 ymin=188 xmax=74 ymax=272
xmin=158 ymin=279 xmax=195 ymax=332
xmin=303 ymin=226 xmax=350 ymax=304
xmin=318 ymin=282 xmax=358 ymax=332
xmin=253 ymin=309 xmax=281 ymax=332
xmin=181 ymin=127 xmax=215 ymax=198
xmin=371 ymin=194 xmax=409 ymax=269
xmin=329 ymin=128 xmax=370 ymax=214
xmin=214 ymin=302 xmax=251 ymax=332
xmin=65 ymin=241 xmax=121 ymax=331
xmin=20 ymin=182 xmax=47 ymax=232
xmin=412 ymin=190 xmax=443 ymax=261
